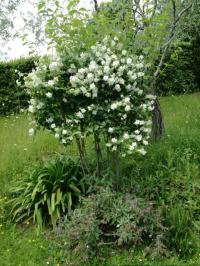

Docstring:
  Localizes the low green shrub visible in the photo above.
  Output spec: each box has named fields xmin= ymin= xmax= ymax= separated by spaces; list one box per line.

xmin=8 ymin=155 xmax=86 ymax=230
xmin=59 ymin=189 xmax=168 ymax=258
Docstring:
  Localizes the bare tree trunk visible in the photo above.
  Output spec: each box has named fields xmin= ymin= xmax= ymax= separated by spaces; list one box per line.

xmin=151 ymin=79 xmax=165 ymax=141
xmin=152 ymin=97 xmax=165 ymax=141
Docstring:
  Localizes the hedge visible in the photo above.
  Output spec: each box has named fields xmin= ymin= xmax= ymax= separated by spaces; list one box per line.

xmin=0 ymin=57 xmax=36 ymax=115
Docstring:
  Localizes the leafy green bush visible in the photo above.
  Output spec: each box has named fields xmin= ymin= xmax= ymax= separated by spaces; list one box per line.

xmin=9 ymin=156 xmax=86 ymax=230
xmin=0 ymin=57 xmax=36 ymax=115
xmin=59 ymin=189 xmax=167 ymax=258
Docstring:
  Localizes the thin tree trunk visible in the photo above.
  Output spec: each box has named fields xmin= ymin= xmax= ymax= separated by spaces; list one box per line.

xmin=152 ymin=97 xmax=165 ymax=141
xmin=151 ymin=80 xmax=165 ymax=141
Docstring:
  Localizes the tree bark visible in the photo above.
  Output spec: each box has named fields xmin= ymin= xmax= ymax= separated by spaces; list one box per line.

xmin=152 ymin=97 xmax=165 ymax=141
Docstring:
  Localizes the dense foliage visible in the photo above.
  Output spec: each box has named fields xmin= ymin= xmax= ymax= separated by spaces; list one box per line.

xmin=0 ymin=57 xmax=36 ymax=115
xmin=157 ymin=41 xmax=200 ymax=96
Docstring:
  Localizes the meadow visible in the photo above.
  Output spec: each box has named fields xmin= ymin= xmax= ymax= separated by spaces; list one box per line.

xmin=0 ymin=94 xmax=200 ymax=266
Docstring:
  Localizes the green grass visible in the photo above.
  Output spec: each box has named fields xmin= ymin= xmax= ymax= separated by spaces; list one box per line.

xmin=0 ymin=94 xmax=200 ymax=265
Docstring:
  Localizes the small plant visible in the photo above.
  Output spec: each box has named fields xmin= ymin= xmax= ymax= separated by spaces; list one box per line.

xmin=58 ymin=189 xmax=167 ymax=257
xmin=9 ymin=155 xmax=86 ymax=230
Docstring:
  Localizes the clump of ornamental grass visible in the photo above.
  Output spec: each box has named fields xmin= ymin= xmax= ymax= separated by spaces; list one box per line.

xmin=8 ymin=155 xmax=86 ymax=231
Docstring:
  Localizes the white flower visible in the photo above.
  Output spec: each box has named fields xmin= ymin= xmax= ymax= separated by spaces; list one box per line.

xmin=111 ymin=103 xmax=118 ymax=110
xmin=46 ymin=117 xmax=53 ymax=123
xmin=108 ymin=78 xmax=115 ymax=86
xmin=118 ymin=78 xmax=124 ymax=85
xmin=112 ymin=146 xmax=117 ymax=151
xmin=30 ymin=98 xmax=36 ymax=105
xmin=111 ymin=40 xmax=116 ymax=46
xmin=125 ymin=105 xmax=131 ymax=112
xmin=62 ymin=129 xmax=67 ymax=135
xmin=124 ymin=97 xmax=130 ymax=103
xmin=115 ymin=84 xmax=121 ymax=92
xmin=127 ymin=58 xmax=132 ymax=65
xmin=55 ymin=133 xmax=59 ymax=139
xmin=143 ymin=140 xmax=148 ymax=145
xmin=138 ymin=148 xmax=146 ymax=155
xmin=104 ymin=66 xmax=110 ymax=74
xmin=51 ymin=123 xmax=56 ymax=129
xmin=113 ymin=61 xmax=120 ymax=68
xmin=122 ymin=50 xmax=127 ymax=56
xmin=36 ymin=102 xmax=44 ymax=109
xmin=134 ymin=130 xmax=140 ymax=134
xmin=103 ymin=75 xmax=109 ymax=81
xmin=87 ymin=73 xmax=94 ymax=82
xmin=123 ymin=133 xmax=129 ymax=139
xmin=137 ymin=72 xmax=144 ymax=77
xmin=76 ymin=111 xmax=84 ymax=119
xmin=129 ymin=142 xmax=137 ymax=151
xmin=28 ymin=105 xmax=34 ymax=113
xmin=46 ymin=92 xmax=52 ymax=98
xmin=49 ymin=62 xmax=59 ymax=71
xmin=135 ymin=135 xmax=142 ymax=141
xmin=29 ymin=128 xmax=34 ymax=136
xmin=62 ymin=139 xmax=67 ymax=144
xmin=80 ymin=108 xmax=86 ymax=113
xmin=90 ymin=83 xmax=96 ymax=91
xmin=134 ymin=120 xmax=141 ymax=125
xmin=89 ymin=61 xmax=97 ymax=71
xmin=48 ymin=80 xmax=55 ymax=86
xmin=137 ymin=89 xmax=143 ymax=95
xmin=111 ymin=138 xmax=117 ymax=143
xmin=108 ymin=127 xmax=114 ymax=133
xmin=106 ymin=143 xmax=112 ymax=147
xmin=85 ymin=92 xmax=91 ymax=97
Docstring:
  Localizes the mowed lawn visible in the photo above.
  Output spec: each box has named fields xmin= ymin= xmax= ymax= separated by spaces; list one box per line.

xmin=0 ymin=94 xmax=200 ymax=266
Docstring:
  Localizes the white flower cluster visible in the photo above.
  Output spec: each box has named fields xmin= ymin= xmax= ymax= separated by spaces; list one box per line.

xmin=24 ymin=37 xmax=155 ymax=157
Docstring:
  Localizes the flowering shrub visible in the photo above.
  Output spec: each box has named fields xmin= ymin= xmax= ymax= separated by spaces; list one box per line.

xmin=23 ymin=37 xmax=155 ymax=171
